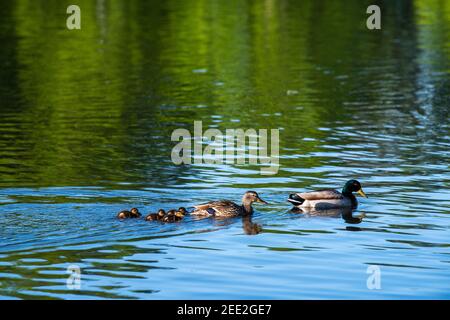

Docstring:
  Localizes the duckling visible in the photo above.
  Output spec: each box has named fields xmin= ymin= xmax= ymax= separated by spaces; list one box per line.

xmin=117 ymin=210 xmax=132 ymax=219
xmin=287 ymin=179 xmax=367 ymax=210
xmin=163 ymin=209 xmax=178 ymax=222
xmin=157 ymin=209 xmax=167 ymax=220
xmin=191 ymin=191 xmax=268 ymax=217
xmin=145 ymin=209 xmax=166 ymax=221
xmin=130 ymin=208 xmax=142 ymax=217
xmin=164 ymin=216 xmax=182 ymax=223
xmin=174 ymin=208 xmax=186 ymax=221
xmin=117 ymin=208 xmax=142 ymax=219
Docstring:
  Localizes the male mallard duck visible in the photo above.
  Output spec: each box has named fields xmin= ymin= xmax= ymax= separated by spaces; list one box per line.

xmin=287 ymin=179 xmax=367 ymax=210
xmin=117 ymin=208 xmax=142 ymax=219
xmin=145 ymin=209 xmax=166 ymax=221
xmin=191 ymin=191 xmax=268 ymax=217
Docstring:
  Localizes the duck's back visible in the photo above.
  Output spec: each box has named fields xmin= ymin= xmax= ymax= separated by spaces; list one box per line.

xmin=297 ymin=189 xmax=343 ymax=200
xmin=193 ymin=200 xmax=243 ymax=217
xmin=291 ymin=189 xmax=354 ymax=209
xmin=117 ymin=210 xmax=131 ymax=219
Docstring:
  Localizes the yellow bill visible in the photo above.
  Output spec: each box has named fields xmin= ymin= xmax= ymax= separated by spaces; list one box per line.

xmin=357 ymin=189 xmax=368 ymax=198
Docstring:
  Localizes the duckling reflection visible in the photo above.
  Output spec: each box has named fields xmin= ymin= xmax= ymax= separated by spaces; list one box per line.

xmin=291 ymin=206 xmax=365 ymax=224
xmin=242 ymin=215 xmax=262 ymax=235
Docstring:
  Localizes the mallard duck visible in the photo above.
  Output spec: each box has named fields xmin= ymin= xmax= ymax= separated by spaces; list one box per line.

xmin=287 ymin=179 xmax=367 ymax=209
xmin=145 ymin=209 xmax=166 ymax=221
xmin=117 ymin=208 xmax=142 ymax=219
xmin=191 ymin=191 xmax=268 ymax=217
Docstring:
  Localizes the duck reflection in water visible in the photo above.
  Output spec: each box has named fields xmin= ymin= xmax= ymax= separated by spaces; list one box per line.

xmin=242 ymin=215 xmax=262 ymax=235
xmin=189 ymin=209 xmax=262 ymax=234
xmin=290 ymin=207 xmax=365 ymax=224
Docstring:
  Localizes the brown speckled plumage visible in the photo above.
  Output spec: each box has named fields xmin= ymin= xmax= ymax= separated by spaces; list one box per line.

xmin=191 ymin=191 xmax=267 ymax=217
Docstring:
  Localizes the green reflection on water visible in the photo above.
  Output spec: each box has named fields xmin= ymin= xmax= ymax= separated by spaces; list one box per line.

xmin=0 ymin=0 xmax=448 ymax=188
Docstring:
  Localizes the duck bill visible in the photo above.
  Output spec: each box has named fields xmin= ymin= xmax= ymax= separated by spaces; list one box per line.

xmin=257 ymin=197 xmax=268 ymax=204
xmin=357 ymin=189 xmax=368 ymax=198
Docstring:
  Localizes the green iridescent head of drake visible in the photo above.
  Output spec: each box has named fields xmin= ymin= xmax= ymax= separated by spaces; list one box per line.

xmin=342 ymin=180 xmax=367 ymax=198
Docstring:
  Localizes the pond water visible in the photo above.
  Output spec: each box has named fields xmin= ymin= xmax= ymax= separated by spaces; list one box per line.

xmin=0 ymin=0 xmax=449 ymax=299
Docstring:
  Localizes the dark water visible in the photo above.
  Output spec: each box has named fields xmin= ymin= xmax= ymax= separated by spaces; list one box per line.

xmin=0 ymin=0 xmax=449 ymax=299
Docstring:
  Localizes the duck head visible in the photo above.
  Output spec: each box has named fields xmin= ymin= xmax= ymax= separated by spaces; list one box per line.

xmin=242 ymin=191 xmax=268 ymax=206
xmin=342 ymin=180 xmax=367 ymax=198
xmin=175 ymin=211 xmax=185 ymax=218
xmin=157 ymin=209 xmax=166 ymax=218
xmin=130 ymin=208 xmax=141 ymax=216
xmin=176 ymin=207 xmax=187 ymax=218
xmin=167 ymin=209 xmax=176 ymax=216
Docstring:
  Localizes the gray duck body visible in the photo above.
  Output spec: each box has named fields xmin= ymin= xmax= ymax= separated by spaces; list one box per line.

xmin=288 ymin=180 xmax=367 ymax=210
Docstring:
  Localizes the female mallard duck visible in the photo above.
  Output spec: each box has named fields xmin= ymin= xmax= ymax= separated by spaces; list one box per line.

xmin=145 ymin=209 xmax=166 ymax=221
xmin=287 ymin=179 xmax=367 ymax=210
xmin=191 ymin=191 xmax=268 ymax=217
xmin=117 ymin=208 xmax=142 ymax=219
